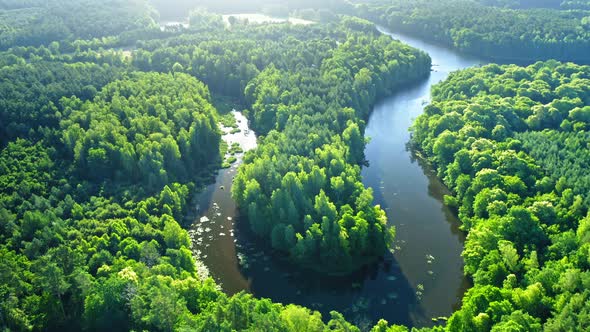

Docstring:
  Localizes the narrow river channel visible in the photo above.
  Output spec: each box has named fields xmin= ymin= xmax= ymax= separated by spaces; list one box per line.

xmin=360 ymin=26 xmax=487 ymax=325
xmin=188 ymin=25 xmax=487 ymax=328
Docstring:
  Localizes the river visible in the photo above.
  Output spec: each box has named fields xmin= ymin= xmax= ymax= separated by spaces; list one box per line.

xmin=188 ymin=26 xmax=486 ymax=328
xmin=221 ymin=13 xmax=314 ymax=25
xmin=360 ymin=26 xmax=486 ymax=324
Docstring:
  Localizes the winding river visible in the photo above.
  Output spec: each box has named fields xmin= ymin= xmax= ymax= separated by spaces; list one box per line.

xmin=189 ymin=25 xmax=487 ymax=328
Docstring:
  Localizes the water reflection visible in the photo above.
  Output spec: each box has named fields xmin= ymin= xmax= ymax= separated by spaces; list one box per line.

xmin=234 ymin=217 xmax=423 ymax=328
xmin=361 ymin=26 xmax=486 ymax=324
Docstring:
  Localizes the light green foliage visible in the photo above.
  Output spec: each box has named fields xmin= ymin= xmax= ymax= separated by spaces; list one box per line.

xmin=412 ymin=61 xmax=590 ymax=331
xmin=59 ymin=72 xmax=221 ymax=191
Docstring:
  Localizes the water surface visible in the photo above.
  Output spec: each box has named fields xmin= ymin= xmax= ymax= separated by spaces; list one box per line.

xmin=188 ymin=111 xmax=256 ymax=291
xmin=159 ymin=20 xmax=189 ymax=31
xmin=360 ymin=26 xmax=487 ymax=324
xmin=222 ymin=13 xmax=314 ymax=26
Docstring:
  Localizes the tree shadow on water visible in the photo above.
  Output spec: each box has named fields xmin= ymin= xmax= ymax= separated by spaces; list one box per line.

xmin=233 ymin=213 xmax=426 ymax=329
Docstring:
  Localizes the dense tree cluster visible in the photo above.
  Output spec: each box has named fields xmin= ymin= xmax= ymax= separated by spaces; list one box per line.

xmin=0 ymin=65 xmax=220 ymax=330
xmin=519 ymin=131 xmax=590 ymax=208
xmin=0 ymin=0 xmax=157 ymax=50
xmin=0 ymin=139 xmax=368 ymax=332
xmin=476 ymin=0 xmax=563 ymax=9
xmin=0 ymin=139 xmax=193 ymax=331
xmin=59 ymin=72 xmax=221 ymax=192
xmin=481 ymin=0 xmax=590 ymax=10
xmin=0 ymin=58 xmax=367 ymax=330
xmin=132 ymin=21 xmax=348 ymax=98
xmin=232 ymin=29 xmax=430 ymax=273
xmin=411 ymin=61 xmax=590 ymax=331
xmin=0 ymin=55 xmax=126 ymax=145
xmin=352 ymin=0 xmax=590 ymax=62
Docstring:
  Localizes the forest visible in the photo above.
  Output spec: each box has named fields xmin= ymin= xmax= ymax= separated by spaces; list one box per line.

xmin=0 ymin=0 xmax=158 ymax=50
xmin=412 ymin=61 xmax=590 ymax=331
xmin=2 ymin=0 xmax=590 ymax=331
xmin=151 ymin=0 xmax=352 ymax=20
xmin=352 ymin=0 xmax=590 ymax=62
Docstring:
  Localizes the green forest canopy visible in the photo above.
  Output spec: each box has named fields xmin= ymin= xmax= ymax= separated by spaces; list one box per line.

xmin=412 ymin=60 xmax=590 ymax=331
xmin=2 ymin=1 xmax=590 ymax=332
xmin=0 ymin=0 xmax=158 ymax=50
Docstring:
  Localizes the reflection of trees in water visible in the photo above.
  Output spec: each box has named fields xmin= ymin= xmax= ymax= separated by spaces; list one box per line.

xmin=409 ymin=145 xmax=467 ymax=241
xmin=233 ymin=213 xmax=424 ymax=326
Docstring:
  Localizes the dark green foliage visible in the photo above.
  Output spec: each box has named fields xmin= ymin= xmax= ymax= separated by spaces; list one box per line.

xmin=0 ymin=0 xmax=157 ymax=50
xmin=354 ymin=0 xmax=590 ymax=62
xmin=0 ymin=59 xmax=125 ymax=145
xmin=477 ymin=0 xmax=563 ymax=9
xmin=518 ymin=131 xmax=590 ymax=208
